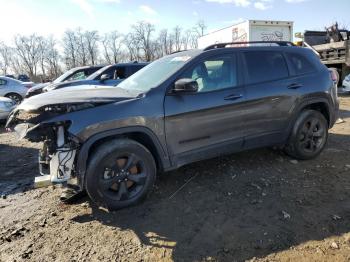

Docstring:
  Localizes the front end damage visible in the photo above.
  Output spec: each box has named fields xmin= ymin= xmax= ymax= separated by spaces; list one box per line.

xmin=6 ymin=103 xmax=95 ymax=188
xmin=6 ymin=86 xmax=137 ymax=193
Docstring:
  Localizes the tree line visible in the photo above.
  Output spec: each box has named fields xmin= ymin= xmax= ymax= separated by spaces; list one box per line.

xmin=0 ymin=20 xmax=206 ymax=82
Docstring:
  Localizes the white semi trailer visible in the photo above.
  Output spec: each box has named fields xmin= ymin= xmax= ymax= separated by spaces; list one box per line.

xmin=198 ymin=20 xmax=294 ymax=48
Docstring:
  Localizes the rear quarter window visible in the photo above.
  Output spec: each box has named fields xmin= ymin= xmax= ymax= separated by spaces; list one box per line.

xmin=243 ymin=51 xmax=289 ymax=85
xmin=285 ymin=52 xmax=316 ymax=76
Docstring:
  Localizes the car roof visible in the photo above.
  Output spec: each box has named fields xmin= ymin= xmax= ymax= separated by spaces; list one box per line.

xmin=73 ymin=65 xmax=106 ymax=70
xmin=201 ymin=45 xmax=312 ymax=55
xmin=0 ymin=76 xmax=22 ymax=83
xmin=112 ymin=62 xmax=150 ymax=66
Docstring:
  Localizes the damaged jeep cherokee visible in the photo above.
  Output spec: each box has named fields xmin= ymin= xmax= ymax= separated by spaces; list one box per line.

xmin=6 ymin=42 xmax=339 ymax=210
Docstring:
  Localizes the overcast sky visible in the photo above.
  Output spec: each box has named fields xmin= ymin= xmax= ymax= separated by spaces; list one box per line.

xmin=0 ymin=0 xmax=349 ymax=43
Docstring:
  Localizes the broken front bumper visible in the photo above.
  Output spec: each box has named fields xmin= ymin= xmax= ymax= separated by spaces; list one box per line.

xmin=12 ymin=122 xmax=79 ymax=188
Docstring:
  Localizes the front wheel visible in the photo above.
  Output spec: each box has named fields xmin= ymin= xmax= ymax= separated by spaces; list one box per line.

xmin=285 ymin=110 xmax=328 ymax=160
xmin=85 ymin=139 xmax=156 ymax=210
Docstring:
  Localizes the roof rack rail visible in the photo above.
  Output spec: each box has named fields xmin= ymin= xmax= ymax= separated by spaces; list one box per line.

xmin=170 ymin=49 xmax=188 ymax=55
xmin=203 ymin=41 xmax=295 ymax=51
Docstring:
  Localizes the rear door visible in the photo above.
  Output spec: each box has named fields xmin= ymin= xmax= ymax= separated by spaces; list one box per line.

xmin=164 ymin=53 xmax=247 ymax=166
xmin=242 ymin=50 xmax=301 ymax=148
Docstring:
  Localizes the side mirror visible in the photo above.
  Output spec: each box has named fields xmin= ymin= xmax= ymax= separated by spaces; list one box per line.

xmin=173 ymin=78 xmax=198 ymax=93
xmin=100 ymin=74 xmax=110 ymax=82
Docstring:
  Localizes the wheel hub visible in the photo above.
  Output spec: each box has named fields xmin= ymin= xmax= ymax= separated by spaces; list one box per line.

xmin=117 ymin=169 xmax=130 ymax=182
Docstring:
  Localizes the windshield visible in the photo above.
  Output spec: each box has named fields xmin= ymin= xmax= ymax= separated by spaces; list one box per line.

xmin=53 ymin=69 xmax=77 ymax=84
xmin=87 ymin=65 xmax=111 ymax=80
xmin=117 ymin=53 xmax=196 ymax=93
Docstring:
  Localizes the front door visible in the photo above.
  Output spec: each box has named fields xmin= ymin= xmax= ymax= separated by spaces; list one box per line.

xmin=164 ymin=53 xmax=246 ymax=166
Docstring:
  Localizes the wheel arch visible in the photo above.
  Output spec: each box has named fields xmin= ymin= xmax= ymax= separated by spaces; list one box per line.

xmin=291 ymin=97 xmax=332 ymax=129
xmin=5 ymin=92 xmax=22 ymax=98
xmin=284 ymin=97 xmax=332 ymax=144
xmin=301 ymin=101 xmax=330 ymax=126
xmin=76 ymin=126 xmax=171 ymax=188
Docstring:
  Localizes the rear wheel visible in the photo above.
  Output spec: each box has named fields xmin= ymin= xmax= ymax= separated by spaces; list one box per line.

xmin=5 ymin=93 xmax=22 ymax=104
xmin=285 ymin=110 xmax=328 ymax=160
xmin=85 ymin=139 xmax=156 ymax=210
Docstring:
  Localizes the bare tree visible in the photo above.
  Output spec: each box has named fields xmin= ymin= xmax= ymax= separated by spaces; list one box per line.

xmin=2 ymin=20 xmax=208 ymax=78
xmin=0 ymin=42 xmax=12 ymax=75
xmin=124 ymin=32 xmax=140 ymax=61
xmin=157 ymin=29 xmax=169 ymax=56
xmin=37 ymin=36 xmax=48 ymax=79
xmin=102 ymin=31 xmax=123 ymax=64
xmin=181 ymin=29 xmax=192 ymax=50
xmin=173 ymin=26 xmax=182 ymax=51
xmin=45 ymin=36 xmax=61 ymax=80
xmin=194 ymin=20 xmax=207 ymax=37
xmin=76 ymin=28 xmax=87 ymax=66
xmin=84 ymin=30 xmax=100 ymax=65
xmin=63 ymin=29 xmax=79 ymax=69
xmin=13 ymin=34 xmax=42 ymax=78
xmin=131 ymin=21 xmax=155 ymax=61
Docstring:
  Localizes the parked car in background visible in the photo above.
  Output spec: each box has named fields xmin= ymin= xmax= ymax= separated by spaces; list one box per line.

xmin=0 ymin=97 xmax=16 ymax=120
xmin=5 ymin=75 xmax=15 ymax=79
xmin=18 ymin=74 xmax=30 ymax=82
xmin=343 ymin=73 xmax=350 ymax=88
xmin=6 ymin=42 xmax=339 ymax=210
xmin=0 ymin=76 xmax=33 ymax=103
xmin=25 ymin=65 xmax=104 ymax=98
xmin=43 ymin=62 xmax=149 ymax=92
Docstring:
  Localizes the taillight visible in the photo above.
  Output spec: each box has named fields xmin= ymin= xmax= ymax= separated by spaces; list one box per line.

xmin=25 ymin=85 xmax=32 ymax=89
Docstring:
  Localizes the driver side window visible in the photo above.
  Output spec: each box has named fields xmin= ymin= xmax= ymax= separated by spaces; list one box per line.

xmin=181 ymin=55 xmax=237 ymax=92
xmin=67 ymin=71 xmax=86 ymax=81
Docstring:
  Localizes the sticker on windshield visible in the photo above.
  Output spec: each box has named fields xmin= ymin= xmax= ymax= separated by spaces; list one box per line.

xmin=171 ymin=56 xmax=191 ymax=62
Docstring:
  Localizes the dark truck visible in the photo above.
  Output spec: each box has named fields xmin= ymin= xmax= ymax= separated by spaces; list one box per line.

xmin=298 ymin=23 xmax=350 ymax=91
xmin=6 ymin=41 xmax=339 ymax=210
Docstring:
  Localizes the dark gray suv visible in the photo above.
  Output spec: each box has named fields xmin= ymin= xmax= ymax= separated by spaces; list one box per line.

xmin=6 ymin=42 xmax=339 ymax=210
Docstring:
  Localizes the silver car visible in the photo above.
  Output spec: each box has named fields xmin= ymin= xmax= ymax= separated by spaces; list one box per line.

xmin=343 ymin=74 xmax=350 ymax=89
xmin=0 ymin=97 xmax=16 ymax=120
xmin=0 ymin=76 xmax=33 ymax=103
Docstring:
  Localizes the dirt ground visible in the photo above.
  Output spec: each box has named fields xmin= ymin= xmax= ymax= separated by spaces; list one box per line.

xmin=1 ymin=98 xmax=350 ymax=262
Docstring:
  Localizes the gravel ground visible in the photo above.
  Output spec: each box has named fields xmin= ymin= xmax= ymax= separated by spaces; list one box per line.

xmin=1 ymin=97 xmax=350 ymax=262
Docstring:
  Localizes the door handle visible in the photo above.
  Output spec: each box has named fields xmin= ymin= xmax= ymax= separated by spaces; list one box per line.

xmin=224 ymin=94 xmax=243 ymax=100
xmin=287 ymin=83 xmax=303 ymax=89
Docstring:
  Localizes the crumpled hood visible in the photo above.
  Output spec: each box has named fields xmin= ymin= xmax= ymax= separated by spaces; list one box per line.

xmin=19 ymin=85 xmax=135 ymax=111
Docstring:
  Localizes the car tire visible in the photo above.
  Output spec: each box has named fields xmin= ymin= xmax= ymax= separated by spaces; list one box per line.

xmin=5 ymin=93 xmax=22 ymax=104
xmin=284 ymin=110 xmax=328 ymax=160
xmin=85 ymin=139 xmax=156 ymax=210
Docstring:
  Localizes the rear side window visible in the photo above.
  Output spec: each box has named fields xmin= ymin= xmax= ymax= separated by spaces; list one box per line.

xmin=286 ymin=52 xmax=315 ymax=76
xmin=243 ymin=51 xmax=289 ymax=85
xmin=128 ymin=65 xmax=144 ymax=76
xmin=0 ymin=79 xmax=7 ymax=85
